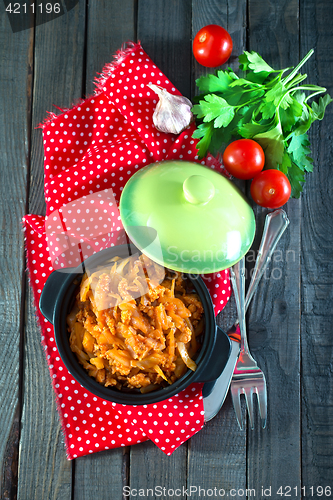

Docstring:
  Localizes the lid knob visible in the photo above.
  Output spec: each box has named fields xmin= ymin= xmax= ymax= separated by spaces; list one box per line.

xmin=183 ymin=175 xmax=215 ymax=205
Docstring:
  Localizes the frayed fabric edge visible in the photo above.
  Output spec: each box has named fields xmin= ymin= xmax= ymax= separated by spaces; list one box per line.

xmin=94 ymin=40 xmax=141 ymax=94
xmin=36 ymin=98 xmax=88 ymax=130
xmin=37 ymin=40 xmax=141 ymax=130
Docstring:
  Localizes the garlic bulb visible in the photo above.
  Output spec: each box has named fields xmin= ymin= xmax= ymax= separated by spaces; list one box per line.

xmin=148 ymin=83 xmax=194 ymax=134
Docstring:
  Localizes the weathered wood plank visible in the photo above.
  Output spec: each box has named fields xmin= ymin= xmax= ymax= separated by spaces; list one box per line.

xmin=74 ymin=449 xmax=128 ymax=500
xmin=18 ymin=2 xmax=86 ymax=498
xmin=188 ymin=0 xmax=247 ymax=493
xmin=137 ymin=0 xmax=192 ymax=97
xmin=0 ymin=5 xmax=33 ymax=499
xmin=246 ymin=0 xmax=302 ymax=493
xmin=85 ymin=0 xmax=138 ymax=96
xmin=73 ymin=2 xmax=136 ymax=498
xmin=300 ymin=0 xmax=333 ymax=489
xmin=28 ymin=0 xmax=87 ymax=215
xmin=127 ymin=2 xmax=192 ymax=495
xmin=191 ymin=0 xmax=246 ymax=84
xmin=18 ymin=288 xmax=72 ymax=500
xmin=130 ymin=442 xmax=187 ymax=498
xmin=5 ymin=1 xmax=332 ymax=498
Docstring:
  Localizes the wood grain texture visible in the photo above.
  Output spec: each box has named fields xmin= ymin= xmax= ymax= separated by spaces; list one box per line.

xmin=74 ymin=449 xmax=126 ymax=500
xmin=246 ymin=0 xmax=302 ymax=494
xmin=85 ymin=0 xmax=137 ymax=96
xmin=0 ymin=5 xmax=33 ymax=499
xmin=188 ymin=0 xmax=247 ymax=493
xmin=192 ymin=0 xmax=246 ymax=82
xmin=300 ymin=0 xmax=333 ymax=490
xmin=188 ymin=398 xmax=246 ymax=492
xmin=18 ymin=287 xmax=72 ymax=500
xmin=18 ymin=2 xmax=86 ymax=498
xmin=130 ymin=442 xmax=187 ymax=499
xmin=137 ymin=0 xmax=192 ymax=97
xmin=72 ymin=2 xmax=137 ymax=497
xmin=1 ymin=0 xmax=332 ymax=497
xmin=29 ymin=0 xmax=87 ymax=215
xmin=126 ymin=3 xmax=192 ymax=495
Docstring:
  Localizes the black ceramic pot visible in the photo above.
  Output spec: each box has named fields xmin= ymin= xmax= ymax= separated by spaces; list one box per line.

xmin=39 ymin=244 xmax=231 ymax=405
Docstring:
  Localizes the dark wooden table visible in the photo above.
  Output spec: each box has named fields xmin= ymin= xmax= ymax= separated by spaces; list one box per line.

xmin=1 ymin=1 xmax=333 ymax=499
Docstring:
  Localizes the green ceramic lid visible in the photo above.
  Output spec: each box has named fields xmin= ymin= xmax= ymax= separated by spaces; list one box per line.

xmin=119 ymin=160 xmax=255 ymax=274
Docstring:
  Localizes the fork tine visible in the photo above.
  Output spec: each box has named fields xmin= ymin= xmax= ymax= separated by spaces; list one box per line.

xmin=244 ymin=389 xmax=254 ymax=430
xmin=230 ymin=257 xmax=269 ymax=431
xmin=230 ymin=384 xmax=243 ymax=430
xmin=257 ymin=378 xmax=267 ymax=429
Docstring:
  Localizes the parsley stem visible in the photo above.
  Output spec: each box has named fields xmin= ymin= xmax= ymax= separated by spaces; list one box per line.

xmin=292 ymin=85 xmax=326 ymax=97
xmin=234 ymin=97 xmax=263 ymax=110
xmin=282 ymin=49 xmax=314 ymax=87
xmin=262 ymin=72 xmax=284 ymax=89
xmin=285 ymin=73 xmax=308 ymax=89
xmin=304 ymin=89 xmax=327 ymax=102
xmin=293 ymin=85 xmax=327 ymax=91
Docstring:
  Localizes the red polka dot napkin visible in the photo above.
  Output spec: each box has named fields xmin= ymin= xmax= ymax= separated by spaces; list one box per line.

xmin=23 ymin=41 xmax=231 ymax=458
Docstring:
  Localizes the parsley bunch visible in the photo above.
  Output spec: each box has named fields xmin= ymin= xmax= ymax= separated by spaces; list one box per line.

xmin=192 ymin=49 xmax=332 ymax=197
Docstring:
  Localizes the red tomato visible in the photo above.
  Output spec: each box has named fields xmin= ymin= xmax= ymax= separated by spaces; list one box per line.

xmin=193 ymin=24 xmax=233 ymax=68
xmin=222 ymin=139 xmax=265 ymax=180
xmin=250 ymin=170 xmax=291 ymax=208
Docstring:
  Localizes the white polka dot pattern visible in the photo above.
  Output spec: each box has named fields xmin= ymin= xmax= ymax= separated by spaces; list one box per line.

xmin=23 ymin=42 xmax=231 ymax=459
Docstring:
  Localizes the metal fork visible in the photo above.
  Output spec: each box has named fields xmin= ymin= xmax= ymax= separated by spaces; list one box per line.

xmin=230 ymin=257 xmax=267 ymax=430
xmin=229 ymin=209 xmax=289 ymax=429
xmin=203 ymin=209 xmax=289 ymax=422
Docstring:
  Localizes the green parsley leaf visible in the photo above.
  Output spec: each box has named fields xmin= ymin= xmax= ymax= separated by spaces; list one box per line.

xmin=279 ymin=98 xmax=303 ymax=131
xmin=229 ymin=78 xmax=262 ymax=88
xmin=193 ymin=121 xmax=235 ymax=157
xmin=192 ymin=122 xmax=213 ymax=158
xmin=290 ymin=94 xmax=332 ymax=138
xmin=235 ymin=105 xmax=259 ymax=129
xmin=265 ymin=82 xmax=294 ymax=109
xmin=238 ymin=121 xmax=271 ymax=139
xmin=278 ymin=151 xmax=292 ymax=173
xmin=209 ymin=126 xmax=234 ymax=155
xmin=287 ymin=133 xmax=313 ymax=172
xmin=244 ymin=70 xmax=271 ymax=85
xmin=311 ymin=94 xmax=333 ymax=120
xmin=286 ymin=162 xmax=306 ymax=198
xmin=224 ymin=68 xmax=239 ymax=80
xmin=239 ymin=51 xmax=275 ymax=74
xmin=192 ymin=48 xmax=332 ymax=195
xmin=196 ymin=71 xmax=234 ymax=94
xmin=293 ymin=90 xmax=306 ymax=106
xmin=192 ymin=94 xmax=235 ymax=128
xmin=229 ymin=88 xmax=265 ymax=107
xmin=277 ymin=153 xmax=305 ymax=198
xmin=253 ymin=121 xmax=285 ymax=168
xmin=290 ymin=105 xmax=313 ymax=137
xmin=259 ymin=99 xmax=277 ymax=120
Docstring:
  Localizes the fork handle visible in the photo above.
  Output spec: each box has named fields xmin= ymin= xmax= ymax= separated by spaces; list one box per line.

xmin=245 ymin=209 xmax=290 ymax=312
xmin=230 ymin=257 xmax=248 ymax=353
